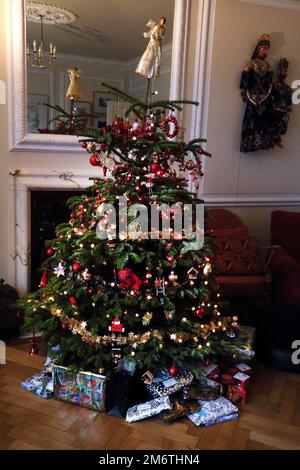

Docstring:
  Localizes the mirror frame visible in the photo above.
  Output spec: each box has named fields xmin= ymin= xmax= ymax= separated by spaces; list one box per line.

xmin=8 ymin=0 xmax=190 ymax=152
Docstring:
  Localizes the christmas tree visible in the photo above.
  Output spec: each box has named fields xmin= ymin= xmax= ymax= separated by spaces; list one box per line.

xmin=19 ymin=83 xmax=238 ymax=378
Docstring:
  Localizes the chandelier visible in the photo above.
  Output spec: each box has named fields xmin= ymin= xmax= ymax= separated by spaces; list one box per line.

xmin=26 ymin=2 xmax=77 ymax=69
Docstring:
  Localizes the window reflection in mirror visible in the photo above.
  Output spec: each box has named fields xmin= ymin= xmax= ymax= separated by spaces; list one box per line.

xmin=26 ymin=0 xmax=174 ymax=134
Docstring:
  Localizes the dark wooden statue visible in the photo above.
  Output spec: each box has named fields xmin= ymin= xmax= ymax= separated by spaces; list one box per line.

xmin=240 ymin=35 xmax=293 ymax=153
xmin=240 ymin=34 xmax=274 ymax=152
xmin=272 ymin=58 xmax=293 ymax=147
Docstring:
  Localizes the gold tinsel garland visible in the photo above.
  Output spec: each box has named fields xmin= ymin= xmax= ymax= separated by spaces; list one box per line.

xmin=48 ymin=305 xmax=236 ymax=349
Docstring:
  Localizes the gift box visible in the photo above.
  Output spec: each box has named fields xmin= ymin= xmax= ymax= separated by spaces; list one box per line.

xmin=203 ymin=363 xmax=220 ymax=381
xmin=183 ymin=378 xmax=222 ymax=402
xmin=126 ymin=397 xmax=171 ymax=423
xmin=53 ymin=365 xmax=106 ymax=412
xmin=227 ymin=384 xmax=247 ymax=406
xmin=188 ymin=396 xmax=238 ymax=426
xmin=160 ymin=399 xmax=201 ymax=423
xmin=21 ymin=368 xmax=53 ymax=399
xmin=146 ymin=369 xmax=193 ymax=398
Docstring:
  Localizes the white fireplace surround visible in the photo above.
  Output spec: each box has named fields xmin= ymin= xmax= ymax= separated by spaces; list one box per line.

xmin=9 ymin=169 xmax=100 ymax=295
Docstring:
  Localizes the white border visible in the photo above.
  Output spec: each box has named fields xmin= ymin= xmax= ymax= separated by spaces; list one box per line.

xmin=8 ymin=0 xmax=189 ymax=153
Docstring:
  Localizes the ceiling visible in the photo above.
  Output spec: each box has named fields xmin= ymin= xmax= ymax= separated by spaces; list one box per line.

xmin=26 ymin=0 xmax=174 ymax=61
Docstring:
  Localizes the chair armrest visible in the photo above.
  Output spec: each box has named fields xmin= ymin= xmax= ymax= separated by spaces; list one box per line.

xmin=270 ymin=246 xmax=300 ymax=273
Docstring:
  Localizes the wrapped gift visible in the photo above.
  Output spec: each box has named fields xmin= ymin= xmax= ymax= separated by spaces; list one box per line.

xmin=183 ymin=378 xmax=222 ymax=402
xmin=227 ymin=384 xmax=246 ymax=405
xmin=220 ymin=373 xmax=236 ymax=386
xmin=53 ymin=365 xmax=106 ymax=412
xmin=204 ymin=412 xmax=239 ymax=427
xmin=146 ymin=370 xmax=193 ymax=398
xmin=126 ymin=397 xmax=171 ymax=423
xmin=21 ymin=368 xmax=53 ymax=399
xmin=203 ymin=363 xmax=220 ymax=381
xmin=160 ymin=399 xmax=201 ymax=424
xmin=235 ymin=363 xmax=252 ymax=375
xmin=188 ymin=396 xmax=238 ymax=426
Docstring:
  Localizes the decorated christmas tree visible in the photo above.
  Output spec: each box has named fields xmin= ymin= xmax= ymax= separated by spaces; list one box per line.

xmin=19 ymin=82 xmax=239 ymax=379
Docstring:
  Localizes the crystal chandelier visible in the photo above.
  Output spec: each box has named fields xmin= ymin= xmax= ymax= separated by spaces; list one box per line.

xmin=26 ymin=2 xmax=77 ymax=70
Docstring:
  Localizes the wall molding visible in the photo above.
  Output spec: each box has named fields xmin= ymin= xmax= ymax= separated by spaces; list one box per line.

xmin=203 ymin=193 xmax=300 ymax=207
xmin=8 ymin=168 xmax=100 ymax=294
xmin=234 ymin=0 xmax=300 ymax=12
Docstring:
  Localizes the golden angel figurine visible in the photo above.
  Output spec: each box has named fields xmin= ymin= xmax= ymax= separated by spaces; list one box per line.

xmin=136 ymin=17 xmax=166 ymax=79
xmin=66 ymin=67 xmax=82 ymax=101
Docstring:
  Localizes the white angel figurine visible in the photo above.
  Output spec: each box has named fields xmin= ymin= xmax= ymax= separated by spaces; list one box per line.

xmin=136 ymin=17 xmax=167 ymax=79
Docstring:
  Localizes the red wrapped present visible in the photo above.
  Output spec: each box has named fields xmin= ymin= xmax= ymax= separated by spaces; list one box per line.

xmin=227 ymin=383 xmax=247 ymax=405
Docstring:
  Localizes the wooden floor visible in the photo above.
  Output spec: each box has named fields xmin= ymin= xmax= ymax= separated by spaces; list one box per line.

xmin=1 ymin=345 xmax=300 ymax=450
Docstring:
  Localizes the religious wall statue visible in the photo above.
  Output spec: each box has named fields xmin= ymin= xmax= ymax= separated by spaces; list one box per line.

xmin=240 ymin=34 xmax=293 ymax=153
xmin=136 ymin=17 xmax=167 ymax=79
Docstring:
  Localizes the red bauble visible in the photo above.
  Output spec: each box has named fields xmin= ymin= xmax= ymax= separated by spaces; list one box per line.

xmin=46 ymin=248 xmax=55 ymax=256
xmin=89 ymin=154 xmax=100 ymax=166
xmin=72 ymin=261 xmax=81 ymax=273
xmin=196 ymin=306 xmax=205 ymax=317
xmin=118 ymin=268 xmax=142 ymax=290
xmin=69 ymin=296 xmax=77 ymax=305
xmin=169 ymin=366 xmax=178 ymax=377
xmin=81 ymin=142 xmax=87 ymax=149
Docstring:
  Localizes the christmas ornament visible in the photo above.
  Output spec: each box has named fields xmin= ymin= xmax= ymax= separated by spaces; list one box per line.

xmin=155 ymin=277 xmax=166 ymax=297
xmin=168 ymin=271 xmax=178 ymax=282
xmin=142 ymin=311 xmax=153 ymax=326
xmin=89 ymin=154 xmax=100 ymax=166
xmin=203 ymin=261 xmax=212 ymax=276
xmin=72 ymin=261 xmax=81 ymax=273
xmin=69 ymin=296 xmax=77 ymax=305
xmin=109 ymin=317 xmax=125 ymax=333
xmin=86 ymin=142 xmax=96 ymax=153
xmin=196 ymin=306 xmax=204 ymax=317
xmin=54 ymin=262 xmax=66 ymax=277
xmin=40 ymin=271 xmax=47 ymax=288
xmin=118 ymin=268 xmax=142 ymax=291
xmin=46 ymin=248 xmax=55 ymax=256
xmin=160 ymin=114 xmax=179 ymax=139
xmin=61 ymin=322 xmax=69 ymax=330
xmin=169 ymin=365 xmax=178 ymax=377
xmin=82 ymin=269 xmax=92 ymax=281
xmin=164 ymin=310 xmax=175 ymax=320
xmin=29 ymin=335 xmax=39 ymax=355
xmin=185 ymin=159 xmax=195 ymax=171
xmin=187 ymin=267 xmax=198 ymax=280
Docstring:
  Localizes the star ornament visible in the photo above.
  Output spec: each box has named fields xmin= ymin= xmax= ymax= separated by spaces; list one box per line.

xmin=81 ymin=321 xmax=87 ymax=330
xmin=54 ymin=262 xmax=66 ymax=277
xmin=170 ymin=333 xmax=177 ymax=341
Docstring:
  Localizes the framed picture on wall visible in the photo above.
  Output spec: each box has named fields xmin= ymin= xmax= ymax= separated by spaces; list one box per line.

xmin=93 ymin=91 xmax=112 ymax=115
xmin=27 ymin=93 xmax=49 ymax=133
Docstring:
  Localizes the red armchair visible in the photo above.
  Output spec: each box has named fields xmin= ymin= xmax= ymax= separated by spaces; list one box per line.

xmin=271 ymin=211 xmax=300 ymax=305
xmin=206 ymin=209 xmax=272 ymax=297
